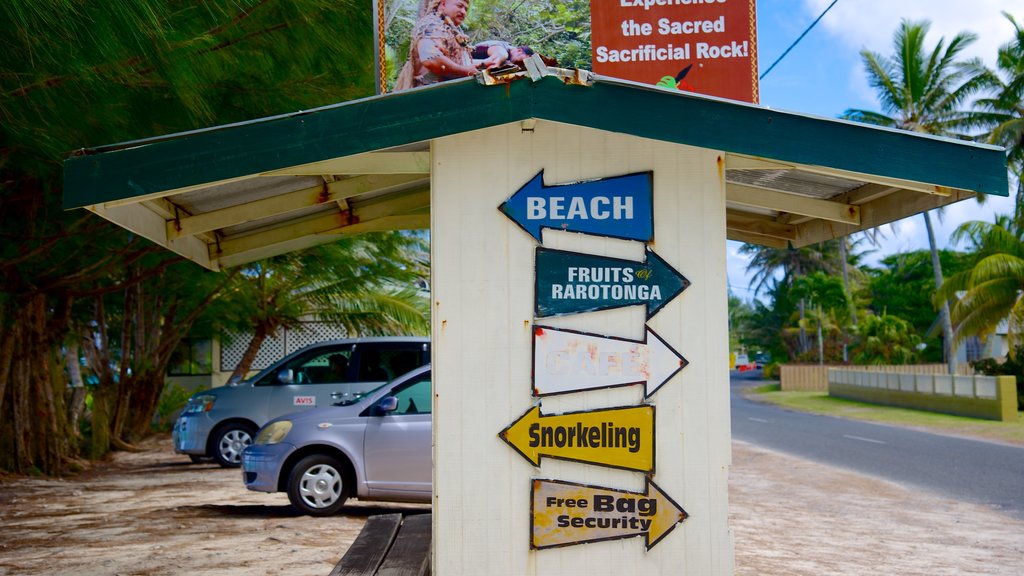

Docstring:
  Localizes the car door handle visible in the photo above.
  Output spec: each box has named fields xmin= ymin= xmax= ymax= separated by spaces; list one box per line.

xmin=330 ymin=392 xmax=347 ymax=398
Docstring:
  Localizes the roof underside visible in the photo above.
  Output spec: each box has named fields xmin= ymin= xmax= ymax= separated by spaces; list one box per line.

xmin=63 ymin=73 xmax=1008 ymax=271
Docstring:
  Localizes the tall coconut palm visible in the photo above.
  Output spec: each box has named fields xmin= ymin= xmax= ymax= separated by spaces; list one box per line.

xmin=968 ymin=12 xmax=1024 ymax=223
xmin=843 ymin=19 xmax=987 ymax=374
xmin=938 ymin=214 xmax=1024 ymax=359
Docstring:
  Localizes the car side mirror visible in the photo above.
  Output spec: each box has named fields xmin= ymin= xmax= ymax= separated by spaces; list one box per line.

xmin=375 ymin=396 xmax=399 ymax=414
xmin=277 ymin=369 xmax=294 ymax=384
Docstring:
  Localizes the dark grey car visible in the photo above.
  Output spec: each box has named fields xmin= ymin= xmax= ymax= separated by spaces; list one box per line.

xmin=173 ymin=337 xmax=429 ymax=467
xmin=242 ymin=365 xmax=432 ymax=515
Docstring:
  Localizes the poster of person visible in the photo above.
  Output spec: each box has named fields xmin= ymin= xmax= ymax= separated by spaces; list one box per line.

xmin=389 ymin=0 xmax=542 ymax=90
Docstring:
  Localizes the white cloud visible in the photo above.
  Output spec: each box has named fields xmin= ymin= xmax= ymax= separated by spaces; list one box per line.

xmin=805 ymin=0 xmax=1018 ymax=62
xmin=803 ymin=0 xmax=1020 ymax=109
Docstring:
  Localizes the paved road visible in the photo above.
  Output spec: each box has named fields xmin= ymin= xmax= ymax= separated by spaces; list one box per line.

xmin=731 ymin=371 xmax=1024 ymax=520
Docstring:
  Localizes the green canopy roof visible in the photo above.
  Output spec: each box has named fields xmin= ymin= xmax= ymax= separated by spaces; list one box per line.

xmin=63 ymin=73 xmax=1008 ymax=270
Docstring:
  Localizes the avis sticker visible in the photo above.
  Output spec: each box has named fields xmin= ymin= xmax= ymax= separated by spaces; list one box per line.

xmin=293 ymin=396 xmax=316 ymax=406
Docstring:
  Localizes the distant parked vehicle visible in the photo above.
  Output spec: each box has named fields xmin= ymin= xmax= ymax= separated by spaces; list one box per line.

xmin=242 ymin=365 xmax=432 ymax=516
xmin=173 ymin=338 xmax=429 ymax=467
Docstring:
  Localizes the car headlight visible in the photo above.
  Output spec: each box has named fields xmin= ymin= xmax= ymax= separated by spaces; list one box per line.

xmin=255 ymin=421 xmax=292 ymax=445
xmin=183 ymin=394 xmax=216 ymax=414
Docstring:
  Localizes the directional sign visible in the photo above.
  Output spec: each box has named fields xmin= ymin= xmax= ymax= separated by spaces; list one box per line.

xmin=498 ymin=171 xmax=653 ymax=243
xmin=535 ymin=247 xmax=690 ymax=319
xmin=531 ymin=478 xmax=688 ymax=550
xmin=499 ymin=403 xmax=655 ymax=472
xmin=533 ymin=325 xmax=686 ymax=398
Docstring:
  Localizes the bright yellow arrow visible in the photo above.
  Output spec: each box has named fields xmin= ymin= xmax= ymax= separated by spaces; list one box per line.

xmin=499 ymin=403 xmax=655 ymax=472
xmin=531 ymin=478 xmax=688 ymax=550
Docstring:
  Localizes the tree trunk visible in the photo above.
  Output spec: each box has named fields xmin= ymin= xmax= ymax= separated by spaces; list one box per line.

xmin=1015 ymin=174 xmax=1024 ymax=229
xmin=923 ymin=211 xmax=957 ymax=374
xmin=839 ymin=239 xmax=856 ymax=363
xmin=0 ymin=314 xmax=14 ymax=417
xmin=228 ymin=324 xmax=271 ymax=384
xmin=90 ymin=382 xmax=114 ymax=460
xmin=817 ymin=304 xmax=824 ymax=365
xmin=0 ymin=295 xmax=73 ymax=474
xmin=798 ymin=298 xmax=810 ymax=354
xmin=66 ymin=340 xmax=86 ymax=439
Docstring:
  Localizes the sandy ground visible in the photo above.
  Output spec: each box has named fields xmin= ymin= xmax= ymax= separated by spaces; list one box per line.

xmin=0 ymin=435 xmax=1022 ymax=576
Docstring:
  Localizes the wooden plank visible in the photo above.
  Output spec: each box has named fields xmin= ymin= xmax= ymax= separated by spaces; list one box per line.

xmin=330 ymin=513 xmax=403 ymax=576
xmin=376 ymin=513 xmax=432 ymax=576
xmin=168 ymin=175 xmax=426 ymax=239
xmin=725 ymin=209 xmax=797 ymax=240
xmin=726 ymin=182 xmax=861 ymax=225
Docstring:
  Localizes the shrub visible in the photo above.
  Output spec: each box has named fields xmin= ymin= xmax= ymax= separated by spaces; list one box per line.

xmin=971 ymin=347 xmax=1024 ymax=410
xmin=153 ymin=383 xmax=202 ymax=432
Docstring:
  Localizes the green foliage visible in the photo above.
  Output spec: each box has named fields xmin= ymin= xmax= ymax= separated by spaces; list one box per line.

xmin=970 ymin=346 xmax=1024 ymax=409
xmin=1 ymin=0 xmax=378 ymax=471
xmin=939 ymin=214 xmax=1024 ymax=355
xmin=761 ymin=362 xmax=780 ymax=381
xmin=863 ymin=249 xmax=971 ymax=362
xmin=728 ymin=293 xmax=754 ymax=350
xmin=153 ymin=383 xmax=201 ymax=432
xmin=2 ymin=0 xmax=375 ymax=174
xmin=850 ymin=313 xmax=921 ymax=365
xmin=967 ymin=12 xmax=1024 ymax=217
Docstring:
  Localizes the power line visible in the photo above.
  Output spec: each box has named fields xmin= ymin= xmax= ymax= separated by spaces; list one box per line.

xmin=759 ymin=0 xmax=840 ymax=80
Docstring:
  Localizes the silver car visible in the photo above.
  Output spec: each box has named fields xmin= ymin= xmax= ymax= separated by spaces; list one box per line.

xmin=242 ymin=365 xmax=431 ymax=516
xmin=173 ymin=337 xmax=429 ymax=467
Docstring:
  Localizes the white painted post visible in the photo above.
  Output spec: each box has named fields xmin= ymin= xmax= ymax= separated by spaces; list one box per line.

xmin=431 ymin=121 xmax=733 ymax=575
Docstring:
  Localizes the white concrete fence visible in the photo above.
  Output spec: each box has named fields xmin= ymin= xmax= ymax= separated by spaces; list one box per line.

xmin=827 ymin=369 xmax=1017 ymax=421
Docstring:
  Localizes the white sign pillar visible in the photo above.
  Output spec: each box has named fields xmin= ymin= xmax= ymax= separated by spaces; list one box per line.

xmin=431 ymin=120 xmax=733 ymax=575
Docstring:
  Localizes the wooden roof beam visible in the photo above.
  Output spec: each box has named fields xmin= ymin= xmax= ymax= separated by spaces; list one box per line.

xmin=167 ymin=174 xmax=426 ymax=239
xmin=726 ymin=182 xmax=861 ymax=225
xmin=726 ymin=209 xmax=797 ymax=241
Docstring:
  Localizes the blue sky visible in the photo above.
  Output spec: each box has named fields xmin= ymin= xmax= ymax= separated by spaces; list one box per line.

xmin=727 ymin=0 xmax=1020 ymax=302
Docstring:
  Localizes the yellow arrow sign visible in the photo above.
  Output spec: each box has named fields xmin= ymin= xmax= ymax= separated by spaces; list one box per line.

xmin=499 ymin=403 xmax=655 ymax=472
xmin=532 ymin=478 xmax=688 ymax=550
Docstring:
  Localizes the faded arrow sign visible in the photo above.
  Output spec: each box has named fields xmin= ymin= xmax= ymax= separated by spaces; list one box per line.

xmin=498 ymin=171 xmax=653 ymax=243
xmin=535 ymin=247 xmax=690 ymax=319
xmin=499 ymin=403 xmax=655 ymax=473
xmin=533 ymin=325 xmax=686 ymax=398
xmin=531 ymin=478 xmax=688 ymax=550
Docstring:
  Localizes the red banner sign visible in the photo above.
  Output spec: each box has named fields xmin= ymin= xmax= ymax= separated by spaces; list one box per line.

xmin=591 ymin=0 xmax=758 ymax=103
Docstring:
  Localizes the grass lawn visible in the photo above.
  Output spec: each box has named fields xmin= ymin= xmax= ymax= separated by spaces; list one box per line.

xmin=746 ymin=383 xmax=1024 ymax=446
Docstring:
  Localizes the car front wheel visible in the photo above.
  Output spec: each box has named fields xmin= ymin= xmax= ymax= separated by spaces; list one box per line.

xmin=287 ymin=454 xmax=350 ymax=516
xmin=212 ymin=423 xmax=256 ymax=468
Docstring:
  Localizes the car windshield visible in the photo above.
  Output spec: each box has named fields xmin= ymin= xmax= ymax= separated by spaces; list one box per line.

xmin=332 ymin=381 xmax=390 ymax=406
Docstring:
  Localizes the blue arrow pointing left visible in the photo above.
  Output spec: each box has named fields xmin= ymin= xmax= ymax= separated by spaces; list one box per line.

xmin=499 ymin=171 xmax=654 ymax=243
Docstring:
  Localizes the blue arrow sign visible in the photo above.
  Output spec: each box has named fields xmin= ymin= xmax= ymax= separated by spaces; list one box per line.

xmin=499 ymin=171 xmax=653 ymax=243
xmin=535 ymin=247 xmax=690 ymax=319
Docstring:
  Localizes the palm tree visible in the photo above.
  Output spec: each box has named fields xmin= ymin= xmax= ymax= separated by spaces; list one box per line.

xmin=968 ymin=12 xmax=1024 ymax=223
xmin=791 ymin=272 xmax=850 ymax=365
xmin=222 ymin=232 xmax=430 ymax=383
xmin=851 ymin=313 xmax=922 ymax=365
xmin=938 ymin=214 xmax=1024 ymax=359
xmin=843 ymin=19 xmax=987 ymax=374
xmin=739 ymin=241 xmax=839 ymax=355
